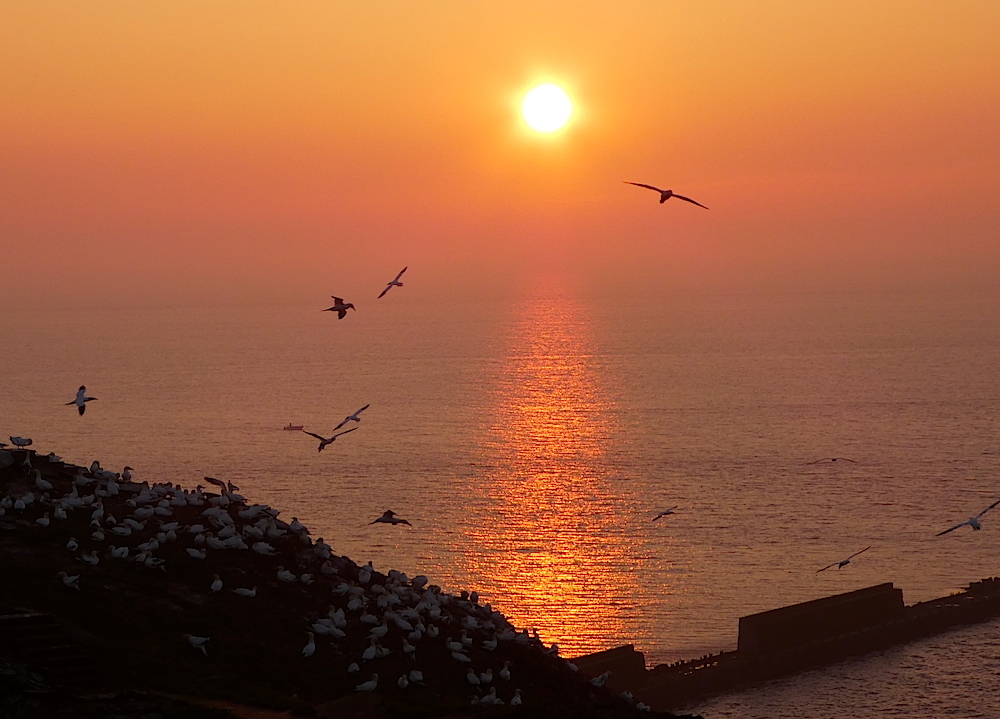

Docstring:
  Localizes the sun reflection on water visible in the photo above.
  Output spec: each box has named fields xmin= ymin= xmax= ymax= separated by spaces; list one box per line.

xmin=460 ymin=279 xmax=643 ymax=657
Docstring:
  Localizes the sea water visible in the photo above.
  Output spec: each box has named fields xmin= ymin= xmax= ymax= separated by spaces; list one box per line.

xmin=3 ymin=280 xmax=999 ymax=717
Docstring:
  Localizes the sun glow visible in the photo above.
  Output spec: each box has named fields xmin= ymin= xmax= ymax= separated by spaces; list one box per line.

xmin=521 ymin=84 xmax=573 ymax=133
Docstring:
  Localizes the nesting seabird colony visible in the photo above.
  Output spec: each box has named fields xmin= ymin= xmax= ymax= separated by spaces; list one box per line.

xmin=0 ymin=447 xmax=665 ymax=717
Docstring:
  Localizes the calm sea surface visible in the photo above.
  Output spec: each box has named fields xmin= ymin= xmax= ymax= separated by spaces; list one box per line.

xmin=4 ymin=282 xmax=1000 ymax=717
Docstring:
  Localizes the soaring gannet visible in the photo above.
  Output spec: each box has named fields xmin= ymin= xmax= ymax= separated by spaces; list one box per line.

xmin=66 ymin=386 xmax=98 ymax=416
xmin=377 ymin=267 xmax=408 ymax=299
xmin=370 ymin=510 xmax=412 ymax=526
xmin=937 ymin=498 xmax=1000 ymax=536
xmin=333 ymin=404 xmax=371 ymax=431
xmin=652 ymin=507 xmax=678 ymax=521
xmin=807 ymin=457 xmax=857 ymax=464
xmin=816 ymin=546 xmax=871 ymax=572
xmin=355 ymin=674 xmax=379 ymax=692
xmin=301 ymin=427 xmax=358 ymax=452
xmin=323 ymin=297 xmax=356 ymax=319
xmin=624 ymin=182 xmax=709 ymax=209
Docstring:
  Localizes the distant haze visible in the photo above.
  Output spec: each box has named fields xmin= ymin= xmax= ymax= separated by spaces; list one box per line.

xmin=2 ymin=1 xmax=998 ymax=308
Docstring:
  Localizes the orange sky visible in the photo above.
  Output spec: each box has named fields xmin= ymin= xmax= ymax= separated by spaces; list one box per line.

xmin=2 ymin=1 xmax=998 ymax=306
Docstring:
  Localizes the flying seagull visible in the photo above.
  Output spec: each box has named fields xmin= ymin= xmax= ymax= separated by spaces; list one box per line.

xmin=370 ymin=510 xmax=411 ymax=526
xmin=816 ymin=546 xmax=871 ymax=572
xmin=652 ymin=507 xmax=678 ymax=521
xmin=323 ymin=297 xmax=356 ymax=319
xmin=334 ymin=404 xmax=370 ymax=432
xmin=624 ymin=182 xmax=709 ymax=209
xmin=378 ymin=267 xmax=408 ymax=299
xmin=66 ymin=386 xmax=97 ymax=416
xmin=301 ymin=427 xmax=358 ymax=452
xmin=806 ymin=457 xmax=857 ymax=464
xmin=936 ymin=498 xmax=1000 ymax=536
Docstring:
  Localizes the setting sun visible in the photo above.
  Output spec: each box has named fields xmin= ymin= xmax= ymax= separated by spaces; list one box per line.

xmin=521 ymin=83 xmax=573 ymax=132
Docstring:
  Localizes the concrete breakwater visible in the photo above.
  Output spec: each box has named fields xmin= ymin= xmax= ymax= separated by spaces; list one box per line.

xmin=575 ymin=578 xmax=1000 ymax=710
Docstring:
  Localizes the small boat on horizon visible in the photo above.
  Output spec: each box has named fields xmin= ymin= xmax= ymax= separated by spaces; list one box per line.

xmin=282 ymin=423 xmax=304 ymax=431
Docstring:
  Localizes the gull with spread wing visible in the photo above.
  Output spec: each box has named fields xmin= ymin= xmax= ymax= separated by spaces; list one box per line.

xmin=816 ymin=546 xmax=871 ymax=572
xmin=301 ymin=427 xmax=358 ymax=452
xmin=624 ymin=182 xmax=709 ymax=209
xmin=378 ymin=267 xmax=408 ymax=299
xmin=334 ymin=404 xmax=370 ymax=432
xmin=937 ymin=499 xmax=1000 ymax=536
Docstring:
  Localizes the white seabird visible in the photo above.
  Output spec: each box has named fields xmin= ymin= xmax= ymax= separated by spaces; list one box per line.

xmin=377 ymin=267 xmax=408 ymax=299
xmin=589 ymin=670 xmax=611 ymax=687
xmin=333 ymin=404 xmax=371 ymax=432
xmin=302 ymin=631 xmax=316 ymax=658
xmin=510 ymin=689 xmax=522 ymax=706
xmin=937 ymin=498 xmax=1000 ymax=536
xmin=323 ymin=296 xmax=356 ymax=320
xmin=65 ymin=385 xmax=98 ymax=416
xmin=183 ymin=634 xmax=210 ymax=656
xmin=232 ymin=586 xmax=257 ymax=597
xmin=816 ymin=546 xmax=872 ymax=572
xmin=301 ymin=427 xmax=358 ymax=452
xmin=355 ymin=674 xmax=378 ymax=692
xmin=210 ymin=574 xmax=223 ymax=592
xmin=624 ymin=182 xmax=709 ymax=209
xmin=33 ymin=470 xmax=53 ymax=492
xmin=57 ymin=571 xmax=80 ymax=589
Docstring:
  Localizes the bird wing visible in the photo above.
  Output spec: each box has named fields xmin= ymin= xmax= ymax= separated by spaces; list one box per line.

xmin=671 ymin=194 xmax=710 ymax=209
xmin=331 ymin=419 xmax=349 ymax=431
xmin=79 ymin=405 xmax=86 ymax=416
xmin=816 ymin=562 xmax=839 ymax=573
xmin=936 ymin=521 xmax=967 ymax=536
xmin=975 ymin=498 xmax=1000 ymax=518
xmin=333 ymin=427 xmax=358 ymax=438
xmin=624 ymin=182 xmax=664 ymax=193
xmin=835 ymin=457 xmax=857 ymax=463
xmin=337 ymin=309 xmax=348 ymax=319
xmin=394 ymin=267 xmax=408 ymax=281
xmin=301 ymin=431 xmax=327 ymax=442
xmin=65 ymin=401 xmax=76 ymax=405
xmin=331 ymin=297 xmax=344 ymax=303
xmin=377 ymin=285 xmax=392 ymax=299
xmin=847 ymin=546 xmax=872 ymax=560
xmin=355 ymin=404 xmax=370 ymax=415
xmin=805 ymin=458 xmax=828 ymax=464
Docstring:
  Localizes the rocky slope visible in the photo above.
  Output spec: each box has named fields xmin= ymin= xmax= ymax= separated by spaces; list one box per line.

xmin=0 ymin=448 xmax=696 ymax=718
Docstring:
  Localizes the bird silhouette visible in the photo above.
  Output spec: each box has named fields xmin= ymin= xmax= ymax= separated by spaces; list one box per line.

xmin=624 ymin=182 xmax=709 ymax=208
